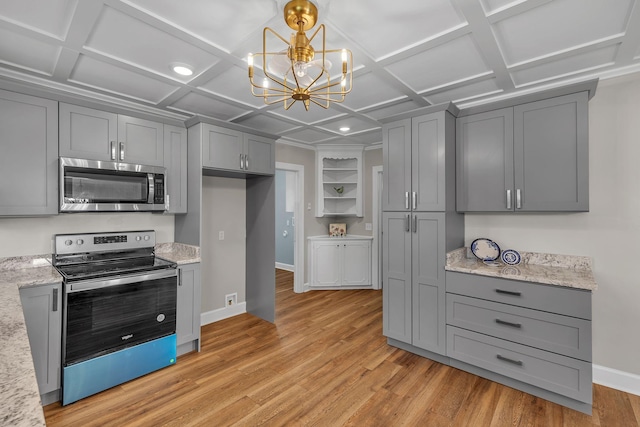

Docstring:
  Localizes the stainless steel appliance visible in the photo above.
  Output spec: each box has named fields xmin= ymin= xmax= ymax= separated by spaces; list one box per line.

xmin=59 ymin=157 xmax=166 ymax=212
xmin=53 ymin=230 xmax=178 ymax=405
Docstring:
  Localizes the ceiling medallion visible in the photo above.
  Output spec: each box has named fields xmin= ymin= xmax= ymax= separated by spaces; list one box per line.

xmin=247 ymin=0 xmax=353 ymax=111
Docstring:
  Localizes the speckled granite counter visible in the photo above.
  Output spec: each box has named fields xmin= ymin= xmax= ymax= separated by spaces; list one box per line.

xmin=0 ymin=256 xmax=61 ymax=427
xmin=155 ymin=242 xmax=200 ymax=265
xmin=445 ymin=247 xmax=597 ymax=291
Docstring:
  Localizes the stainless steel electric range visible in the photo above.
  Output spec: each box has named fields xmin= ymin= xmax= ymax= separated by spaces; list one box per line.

xmin=52 ymin=230 xmax=178 ymax=405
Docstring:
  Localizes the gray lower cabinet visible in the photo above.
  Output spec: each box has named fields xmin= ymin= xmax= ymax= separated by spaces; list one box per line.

xmin=382 ymin=212 xmax=452 ymax=355
xmin=19 ymin=283 xmax=62 ymax=398
xmin=60 ymin=103 xmax=164 ymax=166
xmin=201 ymin=124 xmax=275 ymax=175
xmin=456 ymin=91 xmax=589 ymax=212
xmin=445 ymin=271 xmax=593 ymax=412
xmin=176 ymin=263 xmax=201 ymax=352
xmin=164 ymin=125 xmax=188 ymax=214
xmin=0 ymin=90 xmax=58 ymax=216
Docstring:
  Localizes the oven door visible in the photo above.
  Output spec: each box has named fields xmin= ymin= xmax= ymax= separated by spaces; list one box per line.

xmin=63 ymin=269 xmax=177 ymax=366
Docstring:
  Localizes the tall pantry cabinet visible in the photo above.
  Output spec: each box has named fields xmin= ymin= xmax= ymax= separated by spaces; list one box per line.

xmin=381 ymin=103 xmax=464 ymax=359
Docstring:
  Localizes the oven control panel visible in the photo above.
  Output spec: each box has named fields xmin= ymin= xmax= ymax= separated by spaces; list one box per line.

xmin=54 ymin=230 xmax=156 ymax=255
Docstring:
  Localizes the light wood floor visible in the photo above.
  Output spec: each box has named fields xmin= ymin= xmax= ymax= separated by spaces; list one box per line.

xmin=45 ymin=269 xmax=640 ymax=426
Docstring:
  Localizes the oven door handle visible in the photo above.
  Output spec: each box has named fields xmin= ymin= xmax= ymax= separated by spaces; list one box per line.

xmin=66 ymin=269 xmax=177 ymax=293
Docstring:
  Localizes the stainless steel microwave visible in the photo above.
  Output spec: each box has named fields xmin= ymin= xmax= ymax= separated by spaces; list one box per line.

xmin=60 ymin=157 xmax=166 ymax=212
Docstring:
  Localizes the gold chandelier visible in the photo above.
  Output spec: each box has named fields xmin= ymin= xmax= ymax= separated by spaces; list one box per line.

xmin=247 ymin=0 xmax=353 ymax=111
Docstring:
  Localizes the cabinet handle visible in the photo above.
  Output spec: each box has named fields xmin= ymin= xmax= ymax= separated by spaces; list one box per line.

xmin=178 ymin=268 xmax=182 ymax=286
xmin=110 ymin=141 xmax=117 ymax=160
xmin=52 ymin=288 xmax=58 ymax=312
xmin=119 ymin=142 xmax=125 ymax=161
xmin=240 ymin=154 xmax=244 ymax=169
xmin=405 ymin=192 xmax=409 ymax=210
xmin=412 ymin=215 xmax=417 ymax=233
xmin=165 ymin=194 xmax=170 ymax=211
xmin=244 ymin=154 xmax=249 ymax=170
xmin=405 ymin=214 xmax=410 ymax=232
xmin=496 ymin=354 xmax=523 ymax=366
xmin=506 ymin=189 xmax=512 ymax=210
xmin=495 ymin=318 xmax=521 ymax=328
xmin=412 ymin=192 xmax=417 ymax=210
xmin=516 ymin=189 xmax=522 ymax=209
xmin=495 ymin=289 xmax=522 ymax=297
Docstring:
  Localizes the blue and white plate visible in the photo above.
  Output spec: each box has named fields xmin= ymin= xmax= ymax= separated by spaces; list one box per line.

xmin=501 ymin=249 xmax=522 ymax=265
xmin=471 ymin=238 xmax=501 ymax=261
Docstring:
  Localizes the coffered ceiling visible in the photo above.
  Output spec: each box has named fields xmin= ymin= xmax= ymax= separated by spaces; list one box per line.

xmin=1 ymin=0 xmax=639 ymax=147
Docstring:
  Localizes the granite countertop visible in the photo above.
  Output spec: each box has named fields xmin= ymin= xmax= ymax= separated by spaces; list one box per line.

xmin=445 ymin=247 xmax=597 ymax=291
xmin=155 ymin=242 xmax=201 ymax=265
xmin=0 ymin=256 xmax=61 ymax=427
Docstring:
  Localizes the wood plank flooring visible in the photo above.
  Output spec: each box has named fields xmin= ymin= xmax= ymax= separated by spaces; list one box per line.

xmin=44 ymin=269 xmax=640 ymax=426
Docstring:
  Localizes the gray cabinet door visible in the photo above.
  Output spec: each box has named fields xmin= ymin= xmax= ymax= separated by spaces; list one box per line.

xmin=202 ymin=124 xmax=244 ymax=171
xmin=176 ymin=263 xmax=201 ymax=347
xmin=59 ymin=103 xmax=117 ymax=161
xmin=20 ymin=283 xmax=62 ymax=396
xmin=456 ymin=108 xmax=514 ymax=212
xmin=0 ymin=90 xmax=58 ymax=216
xmin=164 ymin=125 xmax=187 ymax=214
xmin=382 ymin=119 xmax=411 ymax=211
xmin=411 ymin=213 xmax=446 ymax=354
xmin=118 ymin=115 xmax=164 ymax=166
xmin=382 ymin=212 xmax=412 ymax=343
xmin=412 ymin=114 xmax=446 ymax=211
xmin=514 ymin=92 xmax=589 ymax=211
xmin=244 ymin=133 xmax=275 ymax=175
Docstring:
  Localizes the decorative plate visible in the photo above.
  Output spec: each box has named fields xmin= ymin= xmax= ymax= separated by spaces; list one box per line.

xmin=501 ymin=249 xmax=522 ymax=265
xmin=470 ymin=238 xmax=501 ymax=261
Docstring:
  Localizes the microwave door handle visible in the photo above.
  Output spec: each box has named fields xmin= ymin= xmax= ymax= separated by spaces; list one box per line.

xmin=148 ymin=173 xmax=155 ymax=203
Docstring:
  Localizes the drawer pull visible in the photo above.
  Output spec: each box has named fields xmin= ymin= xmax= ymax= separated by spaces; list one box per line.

xmin=496 ymin=354 xmax=523 ymax=366
xmin=495 ymin=289 xmax=521 ymax=297
xmin=495 ymin=318 xmax=522 ymax=328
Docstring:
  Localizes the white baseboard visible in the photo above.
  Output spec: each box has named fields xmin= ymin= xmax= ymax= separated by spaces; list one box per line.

xmin=275 ymin=262 xmax=294 ymax=272
xmin=200 ymin=302 xmax=247 ymax=326
xmin=593 ymin=364 xmax=640 ymax=397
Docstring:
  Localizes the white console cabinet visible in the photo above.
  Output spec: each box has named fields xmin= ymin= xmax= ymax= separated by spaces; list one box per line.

xmin=308 ymin=236 xmax=372 ymax=289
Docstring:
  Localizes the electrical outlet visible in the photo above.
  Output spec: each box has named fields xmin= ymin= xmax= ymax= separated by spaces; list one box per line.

xmin=218 ymin=231 xmax=224 ymax=240
xmin=365 ymin=223 xmax=372 ymax=231
xmin=225 ymin=293 xmax=237 ymax=307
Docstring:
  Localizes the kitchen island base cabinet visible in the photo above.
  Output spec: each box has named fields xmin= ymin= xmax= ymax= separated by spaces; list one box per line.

xmin=20 ymin=283 xmax=62 ymax=404
xmin=176 ymin=263 xmax=201 ymax=356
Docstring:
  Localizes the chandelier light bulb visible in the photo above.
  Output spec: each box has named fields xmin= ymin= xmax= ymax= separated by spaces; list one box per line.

xmin=294 ymin=61 xmax=308 ymax=78
xmin=248 ymin=54 xmax=254 ymax=67
xmin=341 ymin=49 xmax=347 ymax=62
xmin=263 ymin=78 xmax=269 ymax=88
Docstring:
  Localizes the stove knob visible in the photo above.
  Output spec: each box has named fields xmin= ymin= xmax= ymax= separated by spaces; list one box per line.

xmin=136 ymin=236 xmax=142 ymax=241
xmin=64 ymin=239 xmax=73 ymax=246
xmin=76 ymin=239 xmax=84 ymax=245
xmin=144 ymin=235 xmax=150 ymax=241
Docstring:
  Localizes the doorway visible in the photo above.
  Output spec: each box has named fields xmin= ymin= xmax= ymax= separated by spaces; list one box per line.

xmin=275 ymin=162 xmax=305 ymax=293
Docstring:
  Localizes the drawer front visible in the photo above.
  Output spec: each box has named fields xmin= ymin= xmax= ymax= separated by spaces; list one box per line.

xmin=446 ymin=272 xmax=591 ymax=319
xmin=447 ymin=326 xmax=592 ymax=404
xmin=447 ymin=294 xmax=591 ymax=361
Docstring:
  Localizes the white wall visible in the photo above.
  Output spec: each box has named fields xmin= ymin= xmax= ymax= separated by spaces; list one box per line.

xmin=200 ymin=176 xmax=246 ymax=313
xmin=465 ymin=72 xmax=640 ymax=375
xmin=0 ymin=213 xmax=175 ymax=258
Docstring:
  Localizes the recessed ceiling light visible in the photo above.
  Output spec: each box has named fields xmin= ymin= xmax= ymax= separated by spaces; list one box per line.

xmin=171 ymin=63 xmax=193 ymax=76
xmin=339 ymin=126 xmax=350 ymax=132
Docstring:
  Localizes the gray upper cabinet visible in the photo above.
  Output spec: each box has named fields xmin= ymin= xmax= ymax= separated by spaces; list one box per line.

xmin=0 ymin=89 xmax=58 ymax=216
xmin=457 ymin=91 xmax=589 ymax=212
xmin=202 ymin=124 xmax=275 ymax=175
xmin=383 ymin=110 xmax=453 ymax=212
xmin=60 ymin=103 xmax=164 ymax=166
xmin=20 ymin=283 xmax=62 ymax=397
xmin=164 ymin=125 xmax=188 ymax=214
